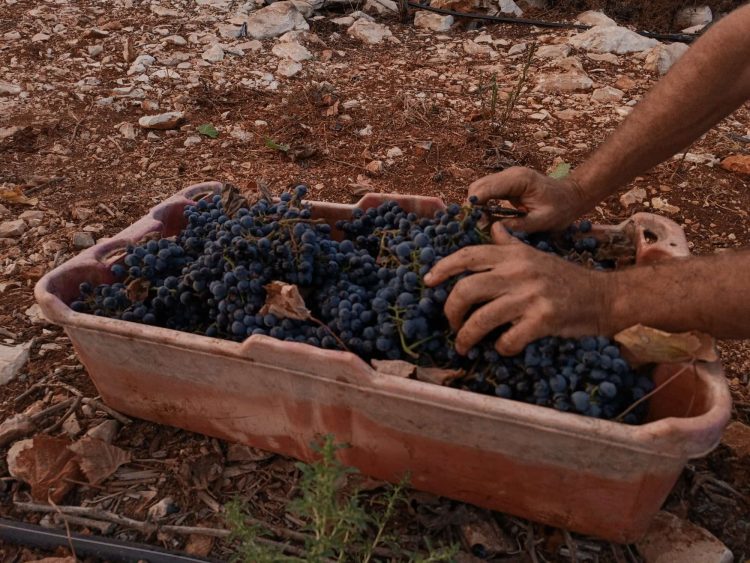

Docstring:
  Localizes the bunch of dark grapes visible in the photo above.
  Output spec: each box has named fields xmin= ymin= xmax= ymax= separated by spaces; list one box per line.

xmin=70 ymin=186 xmax=652 ymax=424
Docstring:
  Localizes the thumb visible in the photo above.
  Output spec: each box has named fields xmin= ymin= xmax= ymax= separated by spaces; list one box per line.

xmin=491 ymin=222 xmax=522 ymax=245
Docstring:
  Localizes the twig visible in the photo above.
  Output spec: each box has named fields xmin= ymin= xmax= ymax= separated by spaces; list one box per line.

xmin=526 ymin=522 xmax=540 ymax=563
xmin=15 ymin=501 xmax=156 ymax=534
xmin=28 ymin=397 xmax=76 ymax=423
xmin=324 ymin=156 xmax=365 ymax=170
xmin=615 ymin=363 xmax=693 ymax=421
xmin=24 ymin=176 xmax=65 ymax=195
xmin=52 ymin=513 xmax=115 ymax=535
xmin=14 ymin=376 xmax=52 ymax=405
xmin=670 ymin=147 xmax=691 ymax=180
xmin=82 ymin=397 xmax=132 ymax=425
xmin=42 ymin=397 xmax=81 ymax=434
xmin=161 ymin=524 xmax=231 ymax=538
xmin=562 ymin=529 xmax=578 ymax=563
xmin=47 ymin=495 xmax=77 ymax=560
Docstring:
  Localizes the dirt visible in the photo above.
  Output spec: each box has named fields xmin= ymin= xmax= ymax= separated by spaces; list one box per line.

xmin=1 ymin=0 xmax=749 ymax=561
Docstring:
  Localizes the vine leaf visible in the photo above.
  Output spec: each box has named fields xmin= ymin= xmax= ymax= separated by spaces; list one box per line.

xmin=415 ymin=366 xmax=464 ymax=386
xmin=126 ymin=278 xmax=151 ymax=303
xmin=548 ymin=161 xmax=571 ymax=179
xmin=371 ymin=359 xmax=415 ymax=378
xmin=220 ymin=182 xmax=249 ymax=218
xmin=260 ymin=281 xmax=311 ymax=321
xmin=614 ymin=324 xmax=717 ymax=364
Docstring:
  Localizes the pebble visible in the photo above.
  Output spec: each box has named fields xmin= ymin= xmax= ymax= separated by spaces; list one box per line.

xmin=507 ymin=42 xmax=527 ymax=55
xmin=386 ymin=147 xmax=403 ymax=158
xmin=184 ymin=135 xmax=202 ymax=147
xmin=591 ymin=86 xmax=624 ymax=103
xmin=18 ymin=210 xmax=44 ymax=227
xmin=31 ymin=32 xmax=50 ymax=42
xmin=535 ymin=71 xmax=593 ymax=93
xmin=347 ymin=19 xmax=394 ymax=45
xmin=536 ymin=44 xmax=571 ymax=59
xmin=202 ymin=44 xmax=225 ymax=63
xmin=271 ymin=40 xmax=312 ymax=62
xmin=72 ymin=232 xmax=96 ymax=249
xmin=413 ymin=11 xmax=454 ymax=32
xmin=644 ymin=43 xmax=690 ymax=75
xmin=164 ymin=35 xmax=187 ymax=46
xmin=0 ymin=341 xmax=31 ymax=385
xmin=569 ymin=25 xmax=659 ymax=54
xmin=0 ymin=220 xmax=26 ymax=238
xmin=243 ymin=1 xmax=310 ymax=40
xmin=0 ymin=80 xmax=22 ymax=96
xmin=636 ymin=511 xmax=733 ymax=563
xmin=138 ymin=112 xmax=185 ymax=130
xmin=276 ymin=59 xmax=302 ymax=77
xmin=365 ymin=160 xmax=384 ymax=176
xmin=615 ymin=75 xmax=637 ymax=90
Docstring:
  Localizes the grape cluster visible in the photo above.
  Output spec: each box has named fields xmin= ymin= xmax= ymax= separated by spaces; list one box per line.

xmin=71 ymin=186 xmax=652 ymax=424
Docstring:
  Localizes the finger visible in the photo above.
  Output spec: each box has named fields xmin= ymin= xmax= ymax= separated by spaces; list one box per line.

xmin=491 ymin=222 xmax=522 ymax=246
xmin=443 ymin=272 xmax=506 ymax=332
xmin=468 ymin=167 xmax=536 ymax=204
xmin=454 ymin=295 xmax=526 ymax=355
xmin=495 ymin=317 xmax=544 ymax=356
xmin=423 ymin=246 xmax=505 ymax=287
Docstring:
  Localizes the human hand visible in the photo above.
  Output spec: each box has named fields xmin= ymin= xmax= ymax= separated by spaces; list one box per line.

xmin=423 ymin=223 xmax=610 ymax=356
xmin=469 ymin=167 xmax=592 ymax=233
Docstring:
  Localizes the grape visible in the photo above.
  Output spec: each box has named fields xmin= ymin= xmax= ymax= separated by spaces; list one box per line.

xmin=70 ymin=188 xmax=650 ymax=424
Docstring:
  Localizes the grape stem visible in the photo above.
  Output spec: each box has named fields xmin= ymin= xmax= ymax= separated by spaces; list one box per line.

xmin=309 ymin=316 xmax=350 ymax=353
xmin=614 ymin=362 xmax=695 ymax=422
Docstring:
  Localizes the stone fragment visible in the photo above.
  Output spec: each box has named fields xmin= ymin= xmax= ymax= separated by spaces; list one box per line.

xmin=184 ymin=136 xmax=202 ymax=147
xmin=644 ymin=43 xmax=689 ymax=75
xmin=151 ymin=5 xmax=180 ymax=16
xmin=347 ymin=19 xmax=394 ymax=44
xmin=0 ymin=80 xmax=22 ymax=96
xmin=127 ymin=54 xmax=155 ymax=75
xmin=148 ymin=497 xmax=177 ymax=520
xmin=365 ymin=160 xmax=384 ymax=176
xmin=576 ymin=10 xmax=616 ymax=27
xmin=535 ymin=71 xmax=593 ymax=93
xmin=569 ymin=25 xmax=659 ymax=54
xmin=25 ymin=304 xmax=49 ymax=325
xmin=18 ymin=210 xmax=44 ymax=227
xmin=498 ymin=0 xmax=522 ymax=17
xmin=675 ymin=6 xmax=712 ymax=29
xmin=507 ymin=42 xmax=526 ymax=55
xmin=0 ymin=220 xmax=26 ymax=238
xmin=276 ymin=59 xmax=302 ymax=77
xmin=721 ymin=155 xmax=750 ymax=176
xmin=118 ymin=122 xmax=137 ymax=139
xmin=243 ymin=1 xmax=309 ymax=40
xmin=201 ymin=44 xmax=225 ymax=62
xmin=138 ymin=112 xmax=185 ymax=130
xmin=591 ymin=85 xmax=624 ymax=103
xmin=536 ymin=44 xmax=571 ymax=59
xmin=636 ymin=511 xmax=733 ymax=563
xmin=413 ymin=11 xmax=454 ymax=32
xmin=271 ymin=40 xmax=312 ymax=62
xmin=554 ymin=109 xmax=580 ymax=121
xmin=587 ymin=52 xmax=620 ymax=65
xmin=72 ymin=232 xmax=96 ymax=249
xmin=386 ymin=147 xmax=403 ymax=158
xmin=615 ymin=75 xmax=637 ymax=90
xmin=86 ymin=420 xmax=120 ymax=444
xmin=0 ymin=342 xmax=31 ymax=385
xmin=651 ymin=197 xmax=680 ymax=214
xmin=463 ymin=40 xmax=495 ymax=56
xmin=364 ymin=0 xmax=397 ymax=15
xmin=165 ymin=35 xmax=187 ymax=45
xmin=619 ymin=186 xmax=647 ymax=207
xmin=31 ymin=33 xmax=50 ymax=42
xmin=87 ymin=44 xmax=103 ymax=57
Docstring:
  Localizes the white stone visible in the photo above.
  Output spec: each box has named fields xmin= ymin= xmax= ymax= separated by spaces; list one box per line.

xmin=507 ymin=42 xmax=527 ymax=55
xmin=127 ymin=54 xmax=155 ymax=75
xmin=164 ymin=34 xmax=187 ymax=45
xmin=413 ymin=11 xmax=454 ymax=32
xmin=87 ymin=44 xmax=103 ymax=57
xmin=202 ymin=44 xmax=225 ymax=62
xmin=636 ymin=511 xmax=732 ymax=563
xmin=682 ymin=24 xmax=706 ymax=34
xmin=184 ymin=135 xmax=202 ymax=147
xmin=386 ymin=147 xmax=403 ymax=158
xmin=644 ymin=43 xmax=689 ymax=75
xmin=118 ymin=122 xmax=137 ymax=139
xmin=0 ymin=80 xmax=21 ymax=96
xmin=276 ymin=59 xmax=302 ymax=77
xmin=272 ymin=40 xmax=312 ymax=62
xmin=151 ymin=5 xmax=179 ymax=16
xmin=4 ymin=31 xmax=21 ymax=40
xmin=536 ymin=44 xmax=571 ymax=59
xmin=576 ymin=10 xmax=616 ymax=27
xmin=31 ymin=32 xmax=50 ymax=42
xmin=18 ymin=210 xmax=43 ymax=227
xmin=675 ymin=6 xmax=712 ymax=29
xmin=534 ymin=71 xmax=593 ymax=93
xmin=588 ymin=52 xmax=620 ymax=65
xmin=332 ymin=16 xmax=355 ymax=26
xmin=620 ymin=186 xmax=647 ymax=207
xmin=138 ymin=112 xmax=184 ymax=130
xmin=591 ymin=85 xmax=624 ymax=102
xmin=0 ymin=341 xmax=31 ymax=385
xmin=364 ymin=0 xmax=397 ymax=15
xmin=347 ymin=19 xmax=393 ymax=44
xmin=569 ymin=25 xmax=659 ymax=54
xmin=243 ymin=1 xmax=309 ymax=40
xmin=463 ymin=39 xmax=495 ymax=56
xmin=0 ymin=220 xmax=26 ymax=238
xmin=498 ymin=0 xmax=522 ymax=16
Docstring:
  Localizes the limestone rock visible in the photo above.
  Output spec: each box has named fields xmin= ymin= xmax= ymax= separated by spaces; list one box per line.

xmin=576 ymin=10 xmax=616 ymax=27
xmin=276 ymin=59 xmax=302 ymax=77
xmin=569 ymin=25 xmax=659 ymax=54
xmin=0 ymin=80 xmax=22 ymax=96
xmin=347 ymin=19 xmax=394 ymax=44
xmin=0 ymin=341 xmax=31 ymax=385
xmin=201 ymin=44 xmax=225 ymax=63
xmin=644 ymin=43 xmax=689 ymax=75
xmin=591 ymin=85 xmax=624 ymax=103
xmin=138 ymin=112 xmax=185 ymax=130
xmin=72 ymin=231 xmax=96 ymax=249
xmin=721 ymin=155 xmax=750 ymax=176
xmin=536 ymin=44 xmax=571 ymax=59
xmin=615 ymin=75 xmax=637 ymax=90
xmin=498 ymin=0 xmax=523 ymax=17
xmin=243 ymin=1 xmax=309 ymax=40
xmin=127 ymin=54 xmax=155 ymax=75
xmin=636 ymin=511 xmax=732 ymax=563
xmin=364 ymin=0 xmax=397 ymax=15
xmin=272 ymin=39 xmax=312 ymax=62
xmin=507 ymin=42 xmax=526 ymax=55
xmin=675 ymin=6 xmax=712 ymax=29
xmin=463 ymin=40 xmax=495 ymax=56
xmin=535 ymin=71 xmax=593 ymax=93
xmin=0 ymin=220 xmax=26 ymax=238
xmin=413 ymin=11 xmax=454 ymax=32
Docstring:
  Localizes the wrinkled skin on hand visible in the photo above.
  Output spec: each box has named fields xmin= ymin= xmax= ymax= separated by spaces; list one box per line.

xmin=424 ymin=223 xmax=609 ymax=356
xmin=468 ymin=166 xmax=590 ymax=234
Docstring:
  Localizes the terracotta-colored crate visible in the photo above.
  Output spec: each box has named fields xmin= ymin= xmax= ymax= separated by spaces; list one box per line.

xmin=35 ymin=182 xmax=731 ymax=542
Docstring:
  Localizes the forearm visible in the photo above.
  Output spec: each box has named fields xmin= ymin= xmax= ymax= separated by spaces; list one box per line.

xmin=602 ymin=250 xmax=750 ymax=338
xmin=571 ymin=4 xmax=750 ymax=208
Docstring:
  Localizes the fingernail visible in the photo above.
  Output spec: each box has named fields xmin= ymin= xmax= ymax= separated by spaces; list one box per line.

xmin=423 ymin=273 xmax=433 ymax=283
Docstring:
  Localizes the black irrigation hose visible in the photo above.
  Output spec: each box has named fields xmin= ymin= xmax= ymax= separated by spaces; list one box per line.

xmin=0 ymin=518 xmax=218 ymax=563
xmin=405 ymin=2 xmax=701 ymax=43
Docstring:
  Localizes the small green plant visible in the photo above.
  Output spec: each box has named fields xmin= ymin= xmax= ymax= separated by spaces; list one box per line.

xmin=197 ymin=123 xmax=219 ymax=138
xmin=226 ymin=435 xmax=457 ymax=562
xmin=498 ymin=42 xmax=537 ymax=133
xmin=265 ymin=137 xmax=291 ymax=153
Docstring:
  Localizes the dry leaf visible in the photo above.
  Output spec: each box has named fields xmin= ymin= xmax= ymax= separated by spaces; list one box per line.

xmin=288 ymin=143 xmax=318 ymax=162
xmin=614 ymin=324 xmax=718 ymax=364
xmin=324 ymin=100 xmax=340 ymax=117
xmin=0 ymin=185 xmax=38 ymax=206
xmin=179 ymin=452 xmax=224 ymax=490
xmin=69 ymin=436 xmax=131 ymax=485
xmin=185 ymin=534 xmax=215 ymax=557
xmin=126 ymin=278 xmax=150 ymax=302
xmin=260 ymin=281 xmax=311 ymax=321
xmin=122 ymin=36 xmax=135 ymax=63
xmin=12 ymin=434 xmax=81 ymax=503
xmin=415 ymin=366 xmax=464 ymax=385
xmin=371 ymin=359 xmax=415 ymax=378
xmin=220 ymin=182 xmax=249 ymax=218
xmin=227 ymin=443 xmax=275 ymax=462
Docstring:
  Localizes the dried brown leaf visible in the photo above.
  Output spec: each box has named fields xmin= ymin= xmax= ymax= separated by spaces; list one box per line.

xmin=126 ymin=278 xmax=150 ymax=303
xmin=324 ymin=100 xmax=340 ymax=117
xmin=0 ymin=185 xmax=38 ymax=206
xmin=69 ymin=436 xmax=131 ymax=485
xmin=185 ymin=534 xmax=215 ymax=557
xmin=13 ymin=434 xmax=81 ymax=503
xmin=227 ymin=443 xmax=275 ymax=462
xmin=288 ymin=144 xmax=318 ymax=162
xmin=614 ymin=324 xmax=718 ymax=364
xmin=260 ymin=281 xmax=311 ymax=321
xmin=220 ymin=182 xmax=249 ymax=218
xmin=415 ymin=366 xmax=464 ymax=385
xmin=371 ymin=359 xmax=415 ymax=378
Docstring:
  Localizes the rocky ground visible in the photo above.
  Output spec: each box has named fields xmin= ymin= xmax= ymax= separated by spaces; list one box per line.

xmin=1 ymin=0 xmax=749 ymax=561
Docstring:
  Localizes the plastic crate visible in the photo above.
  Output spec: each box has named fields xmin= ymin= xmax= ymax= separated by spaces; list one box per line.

xmin=35 ymin=182 xmax=732 ymax=542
